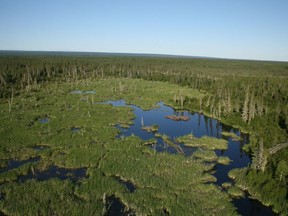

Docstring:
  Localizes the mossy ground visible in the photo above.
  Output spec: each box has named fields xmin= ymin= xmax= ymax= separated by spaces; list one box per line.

xmin=0 ymin=78 xmax=238 ymax=215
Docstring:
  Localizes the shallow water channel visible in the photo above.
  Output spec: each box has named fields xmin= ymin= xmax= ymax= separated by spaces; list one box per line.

xmin=104 ymin=100 xmax=276 ymax=216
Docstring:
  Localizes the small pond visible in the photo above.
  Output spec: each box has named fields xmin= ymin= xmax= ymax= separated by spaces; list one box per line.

xmin=103 ymin=100 xmax=276 ymax=216
xmin=105 ymin=195 xmax=134 ymax=216
xmin=0 ymin=157 xmax=40 ymax=174
xmin=17 ymin=166 xmax=87 ymax=183
xmin=113 ymin=176 xmax=136 ymax=193
xmin=39 ymin=117 xmax=49 ymax=124
xmin=71 ymin=127 xmax=81 ymax=133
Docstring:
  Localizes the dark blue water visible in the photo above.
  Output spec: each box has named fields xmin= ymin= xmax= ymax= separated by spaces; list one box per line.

xmin=113 ymin=176 xmax=136 ymax=193
xmin=103 ymin=100 xmax=276 ymax=216
xmin=17 ymin=166 xmax=87 ymax=183
xmin=39 ymin=117 xmax=49 ymax=124
xmin=0 ymin=157 xmax=41 ymax=174
xmin=71 ymin=127 xmax=81 ymax=133
xmin=106 ymin=100 xmax=251 ymax=184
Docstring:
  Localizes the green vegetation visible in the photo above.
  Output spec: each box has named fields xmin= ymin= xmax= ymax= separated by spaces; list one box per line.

xmin=222 ymin=182 xmax=232 ymax=189
xmin=227 ymin=186 xmax=245 ymax=198
xmin=1 ymin=179 xmax=102 ymax=215
xmin=228 ymin=167 xmax=288 ymax=215
xmin=176 ymin=134 xmax=228 ymax=150
xmin=155 ymin=133 xmax=184 ymax=154
xmin=193 ymin=149 xmax=218 ymax=162
xmin=0 ymin=77 xmax=237 ymax=215
xmin=141 ymin=124 xmax=159 ymax=133
xmin=143 ymin=138 xmax=157 ymax=146
xmin=0 ymin=54 xmax=287 ymax=215
xmin=221 ymin=131 xmax=242 ymax=141
xmin=218 ymin=156 xmax=232 ymax=165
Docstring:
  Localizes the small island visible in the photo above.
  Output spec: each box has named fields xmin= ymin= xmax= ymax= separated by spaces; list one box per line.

xmin=141 ymin=124 xmax=159 ymax=133
xmin=165 ymin=115 xmax=189 ymax=121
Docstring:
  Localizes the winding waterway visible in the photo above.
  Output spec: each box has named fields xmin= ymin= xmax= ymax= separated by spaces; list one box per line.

xmin=105 ymin=100 xmax=276 ymax=216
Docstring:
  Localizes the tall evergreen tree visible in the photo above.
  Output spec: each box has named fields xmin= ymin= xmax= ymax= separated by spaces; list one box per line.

xmin=242 ymin=90 xmax=249 ymax=123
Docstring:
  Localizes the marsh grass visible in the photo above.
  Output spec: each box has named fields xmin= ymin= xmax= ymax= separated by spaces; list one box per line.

xmin=0 ymin=179 xmax=102 ymax=216
xmin=221 ymin=131 xmax=242 ymax=141
xmin=156 ymin=134 xmax=184 ymax=153
xmin=97 ymin=136 xmax=235 ymax=215
xmin=0 ymin=78 xmax=238 ymax=215
xmin=176 ymin=134 xmax=228 ymax=150
xmin=0 ymin=162 xmax=36 ymax=183
xmin=0 ymin=55 xmax=286 ymax=215
xmin=218 ymin=156 xmax=232 ymax=165
xmin=0 ymin=161 xmax=6 ymax=169
xmin=141 ymin=124 xmax=159 ymax=133
xmin=227 ymin=186 xmax=245 ymax=198
xmin=143 ymin=138 xmax=157 ymax=145
xmin=193 ymin=149 xmax=218 ymax=162
xmin=222 ymin=182 xmax=232 ymax=189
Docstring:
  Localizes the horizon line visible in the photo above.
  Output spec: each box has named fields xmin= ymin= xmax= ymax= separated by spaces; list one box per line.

xmin=0 ymin=49 xmax=287 ymax=63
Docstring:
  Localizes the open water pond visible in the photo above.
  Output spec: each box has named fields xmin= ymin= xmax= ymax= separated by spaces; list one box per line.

xmin=103 ymin=100 xmax=276 ymax=216
xmin=38 ymin=117 xmax=49 ymax=124
xmin=113 ymin=176 xmax=136 ymax=193
xmin=17 ymin=166 xmax=87 ymax=183
xmin=105 ymin=195 xmax=134 ymax=216
xmin=71 ymin=127 xmax=81 ymax=133
xmin=0 ymin=157 xmax=40 ymax=174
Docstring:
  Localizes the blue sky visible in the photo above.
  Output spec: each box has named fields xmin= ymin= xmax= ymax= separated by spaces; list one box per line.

xmin=0 ymin=0 xmax=287 ymax=61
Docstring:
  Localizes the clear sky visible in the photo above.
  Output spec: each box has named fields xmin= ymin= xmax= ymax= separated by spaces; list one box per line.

xmin=0 ymin=0 xmax=288 ymax=61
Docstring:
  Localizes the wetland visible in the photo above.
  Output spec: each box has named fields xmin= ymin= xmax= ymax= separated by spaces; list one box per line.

xmin=0 ymin=54 xmax=287 ymax=215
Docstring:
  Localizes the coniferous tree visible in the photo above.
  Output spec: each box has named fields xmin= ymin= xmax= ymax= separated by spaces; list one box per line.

xmin=276 ymin=160 xmax=288 ymax=182
xmin=242 ymin=90 xmax=249 ymax=123
xmin=205 ymin=95 xmax=211 ymax=108
xmin=217 ymin=101 xmax=222 ymax=118
xmin=248 ymin=94 xmax=255 ymax=123
xmin=0 ymin=70 xmax=6 ymax=86
xmin=252 ymin=139 xmax=267 ymax=172
xmin=226 ymin=90 xmax=232 ymax=115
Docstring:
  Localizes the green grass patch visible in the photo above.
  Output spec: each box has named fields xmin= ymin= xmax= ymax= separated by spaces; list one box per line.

xmin=221 ymin=131 xmax=242 ymax=141
xmin=227 ymin=186 xmax=245 ymax=198
xmin=141 ymin=124 xmax=159 ymax=133
xmin=218 ymin=156 xmax=232 ymax=165
xmin=176 ymin=134 xmax=228 ymax=150
xmin=0 ymin=179 xmax=103 ymax=215
xmin=222 ymin=182 xmax=232 ymax=189
xmin=193 ymin=149 xmax=218 ymax=162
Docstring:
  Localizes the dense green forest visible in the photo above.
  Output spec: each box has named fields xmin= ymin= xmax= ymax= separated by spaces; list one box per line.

xmin=0 ymin=54 xmax=288 ymax=214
